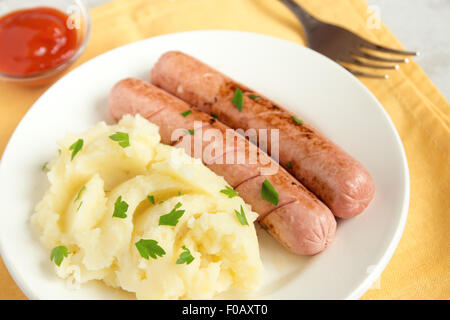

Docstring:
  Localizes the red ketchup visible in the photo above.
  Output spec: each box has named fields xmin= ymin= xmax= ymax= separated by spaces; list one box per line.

xmin=0 ymin=7 xmax=78 ymax=76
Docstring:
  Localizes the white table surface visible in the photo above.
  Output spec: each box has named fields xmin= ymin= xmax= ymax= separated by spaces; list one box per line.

xmin=85 ymin=0 xmax=450 ymax=100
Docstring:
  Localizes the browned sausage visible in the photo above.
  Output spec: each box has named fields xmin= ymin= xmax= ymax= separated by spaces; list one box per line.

xmin=151 ymin=51 xmax=375 ymax=219
xmin=109 ymin=78 xmax=336 ymax=255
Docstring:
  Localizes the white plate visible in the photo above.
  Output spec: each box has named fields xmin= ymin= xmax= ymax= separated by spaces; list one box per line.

xmin=0 ymin=31 xmax=409 ymax=300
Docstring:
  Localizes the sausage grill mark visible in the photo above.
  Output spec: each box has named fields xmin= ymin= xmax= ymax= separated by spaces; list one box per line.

xmin=232 ymin=173 xmax=261 ymax=189
xmin=261 ymin=199 xmax=297 ymax=219
xmin=146 ymin=104 xmax=167 ymax=119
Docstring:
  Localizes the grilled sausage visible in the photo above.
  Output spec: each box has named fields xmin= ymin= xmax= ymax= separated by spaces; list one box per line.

xmin=109 ymin=78 xmax=336 ymax=255
xmin=151 ymin=51 xmax=375 ymax=218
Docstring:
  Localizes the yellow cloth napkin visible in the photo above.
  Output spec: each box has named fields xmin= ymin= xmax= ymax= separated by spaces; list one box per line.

xmin=0 ymin=0 xmax=448 ymax=300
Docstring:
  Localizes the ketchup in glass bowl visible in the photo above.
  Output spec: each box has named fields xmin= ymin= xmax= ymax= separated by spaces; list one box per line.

xmin=0 ymin=0 xmax=90 ymax=85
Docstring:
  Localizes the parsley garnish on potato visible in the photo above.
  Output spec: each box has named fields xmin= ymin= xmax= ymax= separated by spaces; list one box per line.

xmin=74 ymin=186 xmax=86 ymax=202
xmin=42 ymin=162 xmax=49 ymax=172
xmin=176 ymin=245 xmax=195 ymax=265
xmin=50 ymin=246 xmax=68 ymax=266
xmin=147 ymin=195 xmax=155 ymax=204
xmin=135 ymin=239 xmax=166 ymax=260
xmin=220 ymin=186 xmax=238 ymax=198
xmin=159 ymin=202 xmax=185 ymax=226
xmin=112 ymin=196 xmax=129 ymax=218
xmin=235 ymin=205 xmax=249 ymax=226
xmin=69 ymin=139 xmax=83 ymax=160
xmin=109 ymin=132 xmax=130 ymax=148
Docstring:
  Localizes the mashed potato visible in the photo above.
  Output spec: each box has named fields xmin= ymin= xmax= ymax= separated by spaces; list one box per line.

xmin=31 ymin=115 xmax=262 ymax=299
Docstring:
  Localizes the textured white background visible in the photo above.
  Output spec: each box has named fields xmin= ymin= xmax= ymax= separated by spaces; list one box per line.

xmin=85 ymin=0 xmax=450 ymax=100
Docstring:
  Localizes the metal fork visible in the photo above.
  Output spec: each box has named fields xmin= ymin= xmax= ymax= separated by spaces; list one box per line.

xmin=279 ymin=0 xmax=419 ymax=78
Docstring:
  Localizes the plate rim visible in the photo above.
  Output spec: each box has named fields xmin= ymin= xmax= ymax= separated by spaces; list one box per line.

xmin=0 ymin=30 xmax=410 ymax=300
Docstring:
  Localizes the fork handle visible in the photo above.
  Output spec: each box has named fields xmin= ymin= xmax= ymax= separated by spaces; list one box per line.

xmin=279 ymin=0 xmax=320 ymax=31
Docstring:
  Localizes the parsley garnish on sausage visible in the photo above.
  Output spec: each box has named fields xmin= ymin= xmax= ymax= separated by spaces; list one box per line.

xmin=232 ymin=88 xmax=244 ymax=112
xmin=181 ymin=110 xmax=192 ymax=117
xmin=292 ymin=116 xmax=304 ymax=125
xmin=261 ymin=179 xmax=280 ymax=206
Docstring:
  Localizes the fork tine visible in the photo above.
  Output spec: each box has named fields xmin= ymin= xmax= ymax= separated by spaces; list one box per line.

xmin=349 ymin=58 xmax=399 ymax=70
xmin=353 ymin=50 xmax=409 ymax=63
xmin=361 ymin=41 xmax=418 ymax=56
xmin=344 ymin=67 xmax=388 ymax=79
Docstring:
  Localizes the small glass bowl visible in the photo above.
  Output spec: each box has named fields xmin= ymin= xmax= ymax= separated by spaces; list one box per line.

xmin=0 ymin=0 xmax=91 ymax=86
